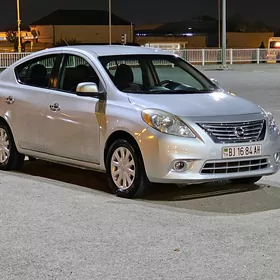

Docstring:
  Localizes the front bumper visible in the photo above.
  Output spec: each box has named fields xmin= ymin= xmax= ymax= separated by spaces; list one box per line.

xmin=138 ymin=126 xmax=280 ymax=184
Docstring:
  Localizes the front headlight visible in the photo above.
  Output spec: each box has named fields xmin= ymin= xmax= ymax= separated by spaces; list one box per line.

xmin=267 ymin=112 xmax=277 ymax=134
xmin=141 ymin=109 xmax=196 ymax=138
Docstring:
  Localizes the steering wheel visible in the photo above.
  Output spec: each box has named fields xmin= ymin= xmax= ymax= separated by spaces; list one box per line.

xmin=154 ymin=80 xmax=200 ymax=92
xmin=157 ymin=80 xmax=174 ymax=87
xmin=70 ymin=85 xmax=78 ymax=92
xmin=155 ymin=80 xmax=181 ymax=90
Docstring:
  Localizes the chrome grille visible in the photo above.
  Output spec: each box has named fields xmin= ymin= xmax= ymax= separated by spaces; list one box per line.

xmin=200 ymin=157 xmax=269 ymax=174
xmin=198 ymin=120 xmax=266 ymax=143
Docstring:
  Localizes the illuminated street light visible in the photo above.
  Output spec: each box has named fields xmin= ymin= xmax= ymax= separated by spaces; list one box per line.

xmin=109 ymin=0 xmax=111 ymax=44
xmin=218 ymin=0 xmax=220 ymax=48
xmin=16 ymin=0 xmax=22 ymax=52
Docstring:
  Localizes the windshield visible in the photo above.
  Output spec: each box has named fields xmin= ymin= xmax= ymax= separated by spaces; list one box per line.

xmin=98 ymin=54 xmax=216 ymax=94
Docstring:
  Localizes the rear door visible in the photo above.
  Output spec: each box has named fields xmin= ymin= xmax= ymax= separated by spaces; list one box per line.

xmin=7 ymin=53 xmax=62 ymax=152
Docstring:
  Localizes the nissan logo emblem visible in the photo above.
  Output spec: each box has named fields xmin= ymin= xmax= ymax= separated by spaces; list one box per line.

xmin=235 ymin=127 xmax=245 ymax=137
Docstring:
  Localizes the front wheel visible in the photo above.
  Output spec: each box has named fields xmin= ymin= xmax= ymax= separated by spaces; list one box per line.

xmin=230 ymin=176 xmax=262 ymax=185
xmin=106 ymin=139 xmax=149 ymax=198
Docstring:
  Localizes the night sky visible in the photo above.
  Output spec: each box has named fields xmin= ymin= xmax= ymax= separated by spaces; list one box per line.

xmin=1 ymin=0 xmax=280 ymax=29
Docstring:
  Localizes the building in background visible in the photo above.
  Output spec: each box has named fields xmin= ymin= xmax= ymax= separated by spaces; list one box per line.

xmin=29 ymin=9 xmax=134 ymax=46
xmin=135 ymin=16 xmax=275 ymax=48
xmin=0 ymin=12 xmax=276 ymax=52
xmin=135 ymin=17 xmax=216 ymax=48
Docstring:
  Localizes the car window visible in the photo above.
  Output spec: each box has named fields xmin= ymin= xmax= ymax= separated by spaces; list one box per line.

xmin=153 ymin=60 xmax=204 ymax=90
xmin=107 ymin=60 xmax=143 ymax=85
xmin=58 ymin=54 xmax=100 ymax=93
xmin=99 ymin=54 xmax=216 ymax=94
xmin=15 ymin=54 xmax=59 ymax=88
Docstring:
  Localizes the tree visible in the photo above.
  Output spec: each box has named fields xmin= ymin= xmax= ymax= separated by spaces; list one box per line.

xmin=5 ymin=30 xmax=26 ymax=52
xmin=5 ymin=30 xmax=17 ymax=43
xmin=31 ymin=29 xmax=40 ymax=42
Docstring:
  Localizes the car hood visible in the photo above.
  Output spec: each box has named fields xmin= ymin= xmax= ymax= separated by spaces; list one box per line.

xmin=128 ymin=91 xmax=264 ymax=121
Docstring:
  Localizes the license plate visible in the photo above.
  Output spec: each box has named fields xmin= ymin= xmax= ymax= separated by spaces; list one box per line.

xmin=222 ymin=145 xmax=262 ymax=158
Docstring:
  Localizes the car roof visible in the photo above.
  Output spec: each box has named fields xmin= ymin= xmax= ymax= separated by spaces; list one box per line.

xmin=33 ymin=45 xmax=173 ymax=57
xmin=0 ymin=45 xmax=175 ymax=81
xmin=63 ymin=45 xmax=171 ymax=56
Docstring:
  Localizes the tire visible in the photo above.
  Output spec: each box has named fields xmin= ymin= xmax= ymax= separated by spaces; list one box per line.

xmin=0 ymin=123 xmax=24 ymax=171
xmin=230 ymin=176 xmax=262 ymax=185
xmin=105 ymin=139 xmax=150 ymax=198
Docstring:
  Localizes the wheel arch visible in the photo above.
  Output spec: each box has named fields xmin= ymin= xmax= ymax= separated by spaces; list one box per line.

xmin=104 ymin=130 xmax=144 ymax=168
xmin=0 ymin=115 xmax=25 ymax=170
xmin=0 ymin=116 xmax=21 ymax=151
xmin=0 ymin=116 xmax=13 ymax=132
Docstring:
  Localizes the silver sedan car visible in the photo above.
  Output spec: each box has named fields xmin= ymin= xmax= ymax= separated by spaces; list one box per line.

xmin=0 ymin=45 xmax=279 ymax=198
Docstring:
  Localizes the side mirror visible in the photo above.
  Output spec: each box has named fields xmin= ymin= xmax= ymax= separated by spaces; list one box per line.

xmin=76 ymin=82 xmax=99 ymax=94
xmin=210 ymin=78 xmax=219 ymax=86
xmin=76 ymin=82 xmax=105 ymax=100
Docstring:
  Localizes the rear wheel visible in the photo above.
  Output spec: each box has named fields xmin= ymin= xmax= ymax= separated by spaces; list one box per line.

xmin=106 ymin=139 xmax=149 ymax=198
xmin=230 ymin=176 xmax=262 ymax=185
xmin=0 ymin=123 xmax=24 ymax=171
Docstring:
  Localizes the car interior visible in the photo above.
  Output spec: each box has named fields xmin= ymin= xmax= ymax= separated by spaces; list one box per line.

xmin=28 ymin=64 xmax=49 ymax=87
xmin=16 ymin=62 xmax=53 ymax=88
xmin=114 ymin=64 xmax=138 ymax=90
xmin=61 ymin=64 xmax=100 ymax=92
xmin=106 ymin=63 xmax=142 ymax=91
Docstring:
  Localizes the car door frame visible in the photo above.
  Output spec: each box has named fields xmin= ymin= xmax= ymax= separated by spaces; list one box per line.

xmin=43 ymin=50 xmax=108 ymax=164
xmin=58 ymin=50 xmax=108 ymax=93
xmin=7 ymin=52 xmax=64 ymax=153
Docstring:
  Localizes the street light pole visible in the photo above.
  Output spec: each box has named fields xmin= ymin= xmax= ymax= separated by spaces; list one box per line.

xmin=109 ymin=0 xmax=112 ymax=45
xmin=218 ymin=0 xmax=220 ymax=48
xmin=221 ymin=0 xmax=227 ymax=68
xmin=16 ymin=0 xmax=22 ymax=52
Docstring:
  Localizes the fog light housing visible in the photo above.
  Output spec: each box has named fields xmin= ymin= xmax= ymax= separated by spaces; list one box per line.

xmin=274 ymin=152 xmax=280 ymax=163
xmin=172 ymin=160 xmax=192 ymax=172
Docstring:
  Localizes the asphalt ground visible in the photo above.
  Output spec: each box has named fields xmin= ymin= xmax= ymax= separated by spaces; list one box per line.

xmin=1 ymin=64 xmax=280 ymax=280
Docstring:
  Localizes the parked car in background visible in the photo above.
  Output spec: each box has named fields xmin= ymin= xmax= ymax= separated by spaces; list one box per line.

xmin=0 ymin=45 xmax=279 ymax=198
xmin=267 ymin=37 xmax=280 ymax=63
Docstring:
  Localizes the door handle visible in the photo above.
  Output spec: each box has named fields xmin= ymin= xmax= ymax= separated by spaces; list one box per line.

xmin=49 ymin=103 xmax=60 ymax=112
xmin=5 ymin=96 xmax=15 ymax=104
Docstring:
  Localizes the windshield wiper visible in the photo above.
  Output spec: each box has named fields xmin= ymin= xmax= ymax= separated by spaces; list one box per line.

xmin=149 ymin=89 xmax=213 ymax=94
xmin=124 ymin=89 xmax=151 ymax=94
xmin=124 ymin=89 xmax=215 ymax=94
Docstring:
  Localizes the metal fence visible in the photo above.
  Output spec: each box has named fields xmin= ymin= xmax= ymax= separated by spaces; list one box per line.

xmin=0 ymin=52 xmax=31 ymax=68
xmin=170 ymin=48 xmax=280 ymax=65
xmin=0 ymin=48 xmax=280 ymax=68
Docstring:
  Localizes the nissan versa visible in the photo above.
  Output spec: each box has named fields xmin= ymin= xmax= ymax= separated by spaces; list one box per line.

xmin=0 ymin=45 xmax=279 ymax=198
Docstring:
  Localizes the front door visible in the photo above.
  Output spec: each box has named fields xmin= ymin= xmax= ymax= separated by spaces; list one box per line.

xmin=44 ymin=54 xmax=102 ymax=163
